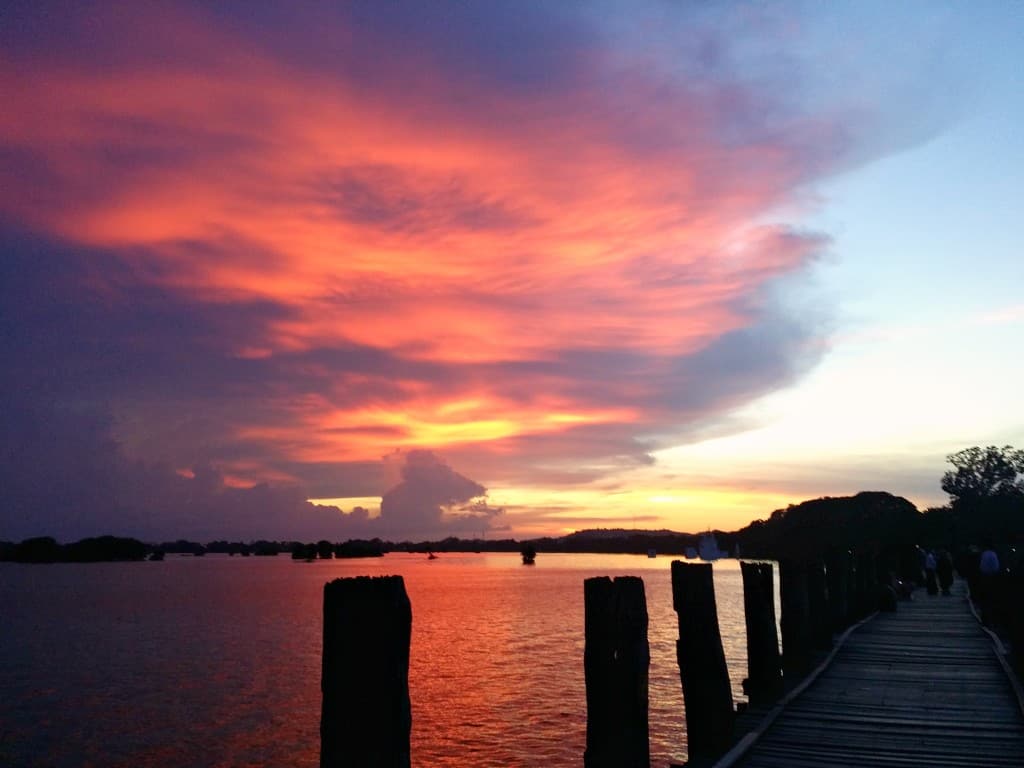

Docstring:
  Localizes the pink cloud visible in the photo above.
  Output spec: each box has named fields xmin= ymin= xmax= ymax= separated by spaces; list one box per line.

xmin=0 ymin=3 xmax=905 ymax=535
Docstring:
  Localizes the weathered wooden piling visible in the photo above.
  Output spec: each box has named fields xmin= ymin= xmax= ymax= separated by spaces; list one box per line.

xmin=847 ymin=550 xmax=862 ymax=621
xmin=671 ymin=561 xmax=734 ymax=757
xmin=584 ymin=576 xmax=650 ymax=768
xmin=740 ymin=561 xmax=781 ymax=706
xmin=321 ymin=575 xmax=412 ymax=768
xmin=855 ymin=551 xmax=877 ymax=617
xmin=806 ymin=560 xmax=832 ymax=650
xmin=779 ymin=560 xmax=811 ymax=676
xmin=824 ymin=549 xmax=850 ymax=632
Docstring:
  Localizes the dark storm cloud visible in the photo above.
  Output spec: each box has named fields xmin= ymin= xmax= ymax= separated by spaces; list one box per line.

xmin=0 ymin=226 xmax=291 ymax=399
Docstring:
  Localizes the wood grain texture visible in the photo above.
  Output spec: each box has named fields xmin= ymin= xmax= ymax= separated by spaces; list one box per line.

xmin=730 ymin=579 xmax=1024 ymax=768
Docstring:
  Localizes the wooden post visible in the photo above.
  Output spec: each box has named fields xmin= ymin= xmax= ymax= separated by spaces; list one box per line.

xmin=671 ymin=561 xmax=734 ymax=757
xmin=806 ymin=561 xmax=831 ymax=650
xmin=740 ymin=561 xmax=781 ymax=706
xmin=321 ymin=576 xmax=412 ymax=768
xmin=847 ymin=550 xmax=862 ymax=620
xmin=779 ymin=560 xmax=811 ymax=677
xmin=584 ymin=576 xmax=650 ymax=768
xmin=1009 ymin=567 xmax=1024 ymax=676
xmin=824 ymin=549 xmax=850 ymax=632
xmin=856 ymin=551 xmax=877 ymax=616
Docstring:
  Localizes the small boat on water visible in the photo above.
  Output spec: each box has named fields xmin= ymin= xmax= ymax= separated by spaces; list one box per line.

xmin=647 ymin=548 xmax=657 ymax=558
xmin=698 ymin=532 xmax=728 ymax=561
xmin=427 ymin=551 xmax=438 ymax=560
xmin=520 ymin=543 xmax=537 ymax=565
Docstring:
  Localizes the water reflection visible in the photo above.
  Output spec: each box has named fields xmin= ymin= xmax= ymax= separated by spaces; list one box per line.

xmin=0 ymin=553 xmax=775 ymax=767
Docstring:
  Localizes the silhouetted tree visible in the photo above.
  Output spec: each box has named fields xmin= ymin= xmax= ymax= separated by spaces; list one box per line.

xmin=942 ymin=446 xmax=1024 ymax=505
xmin=334 ymin=539 xmax=385 ymax=558
xmin=941 ymin=446 xmax=1024 ymax=549
xmin=64 ymin=535 xmax=147 ymax=562
xmin=13 ymin=536 xmax=62 ymax=563
xmin=919 ymin=505 xmax=957 ymax=549
xmin=291 ymin=542 xmax=317 ymax=560
xmin=735 ymin=492 xmax=919 ymax=564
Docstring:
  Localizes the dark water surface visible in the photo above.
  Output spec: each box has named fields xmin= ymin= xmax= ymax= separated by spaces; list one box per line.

xmin=1 ymin=553 xmax=768 ymax=767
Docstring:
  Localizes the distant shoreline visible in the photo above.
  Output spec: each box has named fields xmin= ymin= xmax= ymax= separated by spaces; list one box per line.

xmin=5 ymin=489 xmax=1016 ymax=565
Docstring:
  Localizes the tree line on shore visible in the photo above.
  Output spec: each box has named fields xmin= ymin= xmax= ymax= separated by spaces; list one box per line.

xmin=3 ymin=445 xmax=1020 ymax=567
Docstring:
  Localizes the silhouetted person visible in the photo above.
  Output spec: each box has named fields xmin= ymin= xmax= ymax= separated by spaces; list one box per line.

xmin=979 ymin=543 xmax=1000 ymax=577
xmin=916 ymin=546 xmax=927 ymax=587
xmin=924 ymin=550 xmax=938 ymax=596
xmin=978 ymin=542 xmax=1000 ymax=625
xmin=936 ymin=550 xmax=954 ymax=596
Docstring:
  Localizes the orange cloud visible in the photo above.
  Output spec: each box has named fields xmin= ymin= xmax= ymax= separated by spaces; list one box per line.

xmin=0 ymin=4 xmax=836 ymax=496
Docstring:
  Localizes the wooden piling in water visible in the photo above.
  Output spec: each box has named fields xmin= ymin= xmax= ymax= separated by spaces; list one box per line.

xmin=671 ymin=561 xmax=734 ymax=757
xmin=855 ymin=551 xmax=877 ymax=617
xmin=740 ymin=561 xmax=781 ymax=706
xmin=321 ymin=575 xmax=412 ymax=768
xmin=806 ymin=560 xmax=832 ymax=650
xmin=824 ymin=549 xmax=850 ymax=632
xmin=583 ymin=575 xmax=650 ymax=768
xmin=779 ymin=560 xmax=811 ymax=676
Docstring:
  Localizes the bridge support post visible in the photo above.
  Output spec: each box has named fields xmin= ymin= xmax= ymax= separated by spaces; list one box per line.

xmin=671 ymin=561 xmax=734 ymax=757
xmin=825 ymin=549 xmax=850 ymax=631
xmin=855 ymin=551 xmax=878 ymax=616
xmin=807 ymin=560 xmax=832 ymax=650
xmin=780 ymin=560 xmax=811 ymax=677
xmin=740 ymin=561 xmax=782 ymax=706
xmin=584 ymin=576 xmax=650 ymax=768
xmin=321 ymin=576 xmax=412 ymax=768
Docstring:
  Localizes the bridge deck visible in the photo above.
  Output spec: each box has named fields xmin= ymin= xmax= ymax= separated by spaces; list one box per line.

xmin=728 ymin=581 xmax=1024 ymax=768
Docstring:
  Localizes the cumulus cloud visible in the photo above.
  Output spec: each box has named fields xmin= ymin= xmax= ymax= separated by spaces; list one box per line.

xmin=378 ymin=450 xmax=502 ymax=538
xmin=0 ymin=390 xmax=503 ymax=542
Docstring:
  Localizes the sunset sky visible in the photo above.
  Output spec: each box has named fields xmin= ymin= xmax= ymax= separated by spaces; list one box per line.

xmin=2 ymin=2 xmax=1022 ymax=542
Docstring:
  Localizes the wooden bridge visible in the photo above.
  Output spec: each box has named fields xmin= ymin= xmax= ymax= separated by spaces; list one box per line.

xmin=718 ymin=581 xmax=1024 ymax=768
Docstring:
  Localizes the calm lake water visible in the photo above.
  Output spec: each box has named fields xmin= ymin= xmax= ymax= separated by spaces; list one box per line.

xmin=0 ymin=553 xmax=776 ymax=767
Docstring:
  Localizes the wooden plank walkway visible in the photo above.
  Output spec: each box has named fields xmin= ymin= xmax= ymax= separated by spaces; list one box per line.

xmin=726 ymin=580 xmax=1024 ymax=768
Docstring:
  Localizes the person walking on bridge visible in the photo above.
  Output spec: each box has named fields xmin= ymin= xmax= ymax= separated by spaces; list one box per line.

xmin=977 ymin=542 xmax=1000 ymax=624
xmin=925 ymin=550 xmax=938 ymax=596
xmin=936 ymin=550 xmax=954 ymax=596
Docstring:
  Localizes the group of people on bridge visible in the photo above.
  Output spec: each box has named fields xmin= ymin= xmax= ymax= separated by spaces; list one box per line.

xmin=921 ymin=546 xmax=956 ymax=596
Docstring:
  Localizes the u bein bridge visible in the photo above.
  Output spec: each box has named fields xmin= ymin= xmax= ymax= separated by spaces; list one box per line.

xmin=318 ymin=555 xmax=1024 ymax=768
